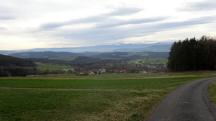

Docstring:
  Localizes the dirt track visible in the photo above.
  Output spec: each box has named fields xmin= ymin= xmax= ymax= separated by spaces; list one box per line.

xmin=148 ymin=78 xmax=216 ymax=121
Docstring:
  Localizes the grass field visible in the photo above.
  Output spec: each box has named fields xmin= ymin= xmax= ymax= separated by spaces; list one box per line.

xmin=208 ymin=80 xmax=216 ymax=105
xmin=36 ymin=62 xmax=72 ymax=73
xmin=0 ymin=72 xmax=215 ymax=121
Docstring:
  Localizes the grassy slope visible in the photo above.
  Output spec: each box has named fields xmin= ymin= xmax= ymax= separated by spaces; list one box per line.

xmin=0 ymin=72 xmax=215 ymax=121
xmin=36 ymin=62 xmax=71 ymax=72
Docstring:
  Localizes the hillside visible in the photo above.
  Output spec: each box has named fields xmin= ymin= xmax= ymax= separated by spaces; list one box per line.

xmin=10 ymin=51 xmax=169 ymax=61
xmin=0 ymin=54 xmax=36 ymax=76
xmin=10 ymin=51 xmax=79 ymax=61
xmin=90 ymin=52 xmax=169 ymax=60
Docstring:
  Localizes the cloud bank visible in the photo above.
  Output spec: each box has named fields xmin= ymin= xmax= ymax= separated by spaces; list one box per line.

xmin=0 ymin=0 xmax=216 ymax=50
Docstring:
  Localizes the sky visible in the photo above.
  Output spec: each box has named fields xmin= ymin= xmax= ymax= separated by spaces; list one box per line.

xmin=0 ymin=0 xmax=216 ymax=50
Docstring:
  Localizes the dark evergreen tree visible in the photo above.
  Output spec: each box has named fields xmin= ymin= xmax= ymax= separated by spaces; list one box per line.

xmin=168 ymin=36 xmax=216 ymax=71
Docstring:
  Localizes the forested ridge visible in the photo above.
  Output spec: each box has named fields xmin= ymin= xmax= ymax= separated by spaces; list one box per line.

xmin=0 ymin=54 xmax=36 ymax=76
xmin=168 ymin=36 xmax=216 ymax=71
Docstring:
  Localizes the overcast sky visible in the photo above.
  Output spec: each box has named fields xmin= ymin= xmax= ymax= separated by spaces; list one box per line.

xmin=0 ymin=0 xmax=216 ymax=50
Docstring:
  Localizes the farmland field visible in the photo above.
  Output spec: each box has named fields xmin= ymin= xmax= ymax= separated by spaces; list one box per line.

xmin=0 ymin=72 xmax=215 ymax=121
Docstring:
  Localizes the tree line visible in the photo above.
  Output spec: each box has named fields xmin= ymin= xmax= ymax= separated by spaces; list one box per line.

xmin=168 ymin=36 xmax=216 ymax=71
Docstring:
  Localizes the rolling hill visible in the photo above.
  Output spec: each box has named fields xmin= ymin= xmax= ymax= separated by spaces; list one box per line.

xmin=0 ymin=54 xmax=36 ymax=76
xmin=10 ymin=51 xmax=79 ymax=61
xmin=9 ymin=51 xmax=169 ymax=61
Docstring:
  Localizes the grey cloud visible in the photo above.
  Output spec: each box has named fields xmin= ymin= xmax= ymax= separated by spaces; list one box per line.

xmin=0 ymin=6 xmax=16 ymax=20
xmin=41 ymin=15 xmax=113 ymax=30
xmin=107 ymin=7 xmax=142 ymax=16
xmin=96 ymin=17 xmax=168 ymax=28
xmin=0 ymin=15 xmax=15 ymax=20
xmin=40 ymin=7 xmax=142 ymax=30
xmin=0 ymin=27 xmax=6 ymax=30
xmin=41 ymin=23 xmax=65 ymax=30
xmin=57 ymin=15 xmax=216 ymax=42
xmin=183 ymin=0 xmax=216 ymax=11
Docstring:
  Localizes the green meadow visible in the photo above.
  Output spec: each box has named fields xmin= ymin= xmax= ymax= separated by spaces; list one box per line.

xmin=208 ymin=80 xmax=216 ymax=106
xmin=0 ymin=72 xmax=215 ymax=121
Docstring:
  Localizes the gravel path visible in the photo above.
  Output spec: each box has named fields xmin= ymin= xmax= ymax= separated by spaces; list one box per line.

xmin=148 ymin=78 xmax=216 ymax=121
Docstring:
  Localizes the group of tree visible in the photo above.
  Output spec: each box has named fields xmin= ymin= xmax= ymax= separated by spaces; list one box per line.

xmin=0 ymin=54 xmax=36 ymax=76
xmin=168 ymin=36 xmax=216 ymax=71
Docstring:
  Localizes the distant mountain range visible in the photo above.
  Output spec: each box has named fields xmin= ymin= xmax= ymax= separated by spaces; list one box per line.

xmin=0 ymin=42 xmax=173 ymax=54
xmin=30 ymin=42 xmax=172 ymax=53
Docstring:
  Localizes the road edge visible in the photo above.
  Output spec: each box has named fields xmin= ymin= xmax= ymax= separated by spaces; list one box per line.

xmin=204 ymin=79 xmax=216 ymax=121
